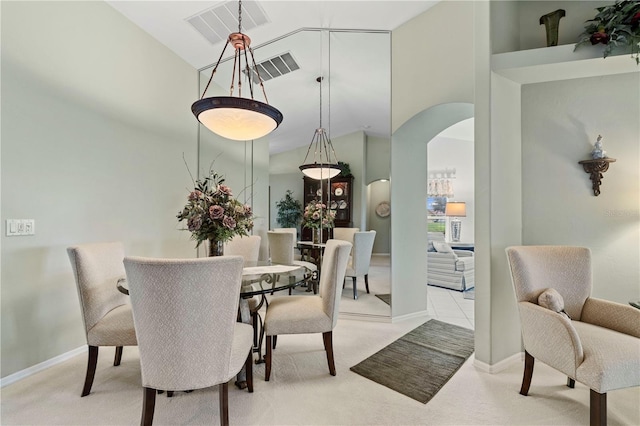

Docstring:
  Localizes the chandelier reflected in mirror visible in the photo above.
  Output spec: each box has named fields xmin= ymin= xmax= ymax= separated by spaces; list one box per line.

xmin=299 ymin=77 xmax=340 ymax=180
xmin=191 ymin=0 xmax=283 ymax=141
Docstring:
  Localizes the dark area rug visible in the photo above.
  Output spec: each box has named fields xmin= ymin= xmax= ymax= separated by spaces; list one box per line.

xmin=375 ymin=293 xmax=391 ymax=305
xmin=350 ymin=319 xmax=474 ymax=404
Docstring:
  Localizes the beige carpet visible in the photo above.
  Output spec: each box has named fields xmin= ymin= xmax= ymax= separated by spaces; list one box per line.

xmin=2 ymin=316 xmax=639 ymax=425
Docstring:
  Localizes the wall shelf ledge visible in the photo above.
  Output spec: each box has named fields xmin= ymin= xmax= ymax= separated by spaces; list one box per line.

xmin=492 ymin=44 xmax=639 ymax=84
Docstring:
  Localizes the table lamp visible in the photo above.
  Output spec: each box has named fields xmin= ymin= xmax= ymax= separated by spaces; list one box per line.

xmin=445 ymin=201 xmax=466 ymax=242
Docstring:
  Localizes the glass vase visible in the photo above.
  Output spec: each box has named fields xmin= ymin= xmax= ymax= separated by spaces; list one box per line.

xmin=208 ymin=238 xmax=224 ymax=256
xmin=313 ymin=228 xmax=321 ymax=244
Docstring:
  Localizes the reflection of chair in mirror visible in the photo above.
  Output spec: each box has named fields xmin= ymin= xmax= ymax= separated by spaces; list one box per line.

xmin=123 ymin=256 xmax=254 ymax=426
xmin=67 ymin=242 xmax=137 ymax=397
xmin=505 ymin=246 xmax=640 ymax=426
xmin=344 ymin=231 xmax=376 ymax=299
xmin=268 ymin=231 xmax=318 ymax=293
xmin=273 ymin=228 xmax=304 ymax=260
xmin=332 ymin=227 xmax=359 ymax=255
xmin=224 ymin=235 xmax=262 ymax=352
xmin=264 ymin=239 xmax=352 ymax=381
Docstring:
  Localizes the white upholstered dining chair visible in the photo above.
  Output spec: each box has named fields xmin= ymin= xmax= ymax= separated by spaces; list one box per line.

xmin=344 ymin=231 xmax=376 ymax=299
xmin=123 ymin=255 xmax=254 ymax=426
xmin=506 ymin=245 xmax=640 ymax=426
xmin=268 ymin=231 xmax=318 ymax=292
xmin=263 ymin=239 xmax=352 ymax=381
xmin=67 ymin=241 xmax=137 ymax=397
xmin=224 ymin=234 xmax=263 ymax=353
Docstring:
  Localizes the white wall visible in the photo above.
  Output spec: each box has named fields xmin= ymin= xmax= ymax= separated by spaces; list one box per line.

xmin=1 ymin=1 xmax=197 ymax=377
xmin=391 ymin=0 xmax=475 ymax=320
xmin=522 ymin=72 xmax=640 ymax=303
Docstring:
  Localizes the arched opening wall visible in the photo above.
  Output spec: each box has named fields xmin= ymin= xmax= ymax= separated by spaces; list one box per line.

xmin=390 ymin=102 xmax=474 ymax=320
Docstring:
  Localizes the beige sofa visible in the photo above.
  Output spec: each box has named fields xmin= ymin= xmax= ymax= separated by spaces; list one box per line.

xmin=427 ymin=232 xmax=474 ymax=291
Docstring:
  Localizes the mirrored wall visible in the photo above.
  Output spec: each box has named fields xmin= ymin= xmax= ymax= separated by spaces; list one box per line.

xmin=197 ymin=28 xmax=391 ymax=319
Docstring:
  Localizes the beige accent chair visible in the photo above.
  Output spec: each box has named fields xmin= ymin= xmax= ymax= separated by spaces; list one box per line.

xmin=67 ymin=242 xmax=137 ymax=397
xmin=268 ymin=231 xmax=318 ymax=292
xmin=123 ymin=255 xmax=253 ymax=426
xmin=264 ymin=239 xmax=352 ymax=381
xmin=344 ymin=231 xmax=376 ymax=299
xmin=505 ymin=246 xmax=640 ymax=426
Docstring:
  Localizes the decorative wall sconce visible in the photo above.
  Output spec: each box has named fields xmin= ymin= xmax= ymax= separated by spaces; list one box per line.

xmin=578 ymin=158 xmax=615 ymax=196
xmin=579 ymin=134 xmax=615 ymax=196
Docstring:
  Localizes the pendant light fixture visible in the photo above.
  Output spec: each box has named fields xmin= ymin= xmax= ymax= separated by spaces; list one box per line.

xmin=299 ymin=77 xmax=341 ymax=180
xmin=191 ymin=0 xmax=283 ymax=141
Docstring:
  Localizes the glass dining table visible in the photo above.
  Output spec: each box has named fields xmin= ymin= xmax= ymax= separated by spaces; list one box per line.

xmin=116 ymin=260 xmax=311 ymax=388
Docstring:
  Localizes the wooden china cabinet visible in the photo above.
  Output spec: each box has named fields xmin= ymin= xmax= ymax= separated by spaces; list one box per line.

xmin=301 ymin=175 xmax=354 ymax=242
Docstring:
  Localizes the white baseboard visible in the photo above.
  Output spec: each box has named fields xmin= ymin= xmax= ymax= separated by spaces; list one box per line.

xmin=473 ymin=352 xmax=523 ymax=374
xmin=0 ymin=345 xmax=86 ymax=388
xmin=390 ymin=310 xmax=430 ymax=323
xmin=339 ymin=312 xmax=392 ymax=323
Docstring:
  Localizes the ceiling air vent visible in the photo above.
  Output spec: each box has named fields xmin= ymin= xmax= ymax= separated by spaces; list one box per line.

xmin=246 ymin=52 xmax=300 ymax=83
xmin=186 ymin=0 xmax=269 ymax=46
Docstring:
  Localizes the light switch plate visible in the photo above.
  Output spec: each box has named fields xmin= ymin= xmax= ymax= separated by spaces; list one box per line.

xmin=6 ymin=219 xmax=35 ymax=236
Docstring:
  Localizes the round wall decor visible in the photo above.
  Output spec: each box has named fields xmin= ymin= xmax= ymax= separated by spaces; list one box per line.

xmin=375 ymin=201 xmax=390 ymax=218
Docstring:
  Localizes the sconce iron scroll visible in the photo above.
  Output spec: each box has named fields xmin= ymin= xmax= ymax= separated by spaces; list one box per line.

xmin=578 ymin=158 xmax=615 ymax=196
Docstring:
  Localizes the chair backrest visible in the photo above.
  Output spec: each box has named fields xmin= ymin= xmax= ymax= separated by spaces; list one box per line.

xmin=351 ymin=231 xmax=377 ymax=275
xmin=505 ymin=245 xmax=592 ymax=321
xmin=319 ymin=240 xmax=353 ymax=329
xmin=123 ymin=255 xmax=244 ymax=391
xmin=224 ymin=235 xmax=261 ymax=263
xmin=333 ymin=227 xmax=360 ymax=246
xmin=67 ymin=242 xmax=129 ymax=337
xmin=274 ymin=228 xmax=297 ymax=238
xmin=267 ymin=231 xmax=295 ymax=265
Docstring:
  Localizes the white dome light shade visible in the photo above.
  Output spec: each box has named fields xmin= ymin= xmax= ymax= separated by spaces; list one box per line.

xmin=299 ymin=163 xmax=341 ymax=180
xmin=192 ymin=97 xmax=283 ymax=141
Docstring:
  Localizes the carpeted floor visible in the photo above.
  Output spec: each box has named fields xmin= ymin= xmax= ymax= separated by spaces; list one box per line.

xmin=375 ymin=293 xmax=391 ymax=305
xmin=350 ymin=319 xmax=474 ymax=404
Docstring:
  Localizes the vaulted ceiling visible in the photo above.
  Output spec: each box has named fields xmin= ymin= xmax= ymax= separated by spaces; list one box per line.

xmin=107 ymin=1 xmax=440 ymax=153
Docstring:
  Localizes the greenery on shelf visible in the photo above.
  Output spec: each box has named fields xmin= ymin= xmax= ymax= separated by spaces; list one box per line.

xmin=337 ymin=161 xmax=353 ymax=177
xmin=275 ymin=190 xmax=303 ymax=228
xmin=575 ymin=0 xmax=640 ymax=64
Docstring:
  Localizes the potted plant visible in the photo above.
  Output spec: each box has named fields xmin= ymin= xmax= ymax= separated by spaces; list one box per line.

xmin=275 ymin=190 xmax=303 ymax=229
xmin=574 ymin=0 xmax=640 ymax=64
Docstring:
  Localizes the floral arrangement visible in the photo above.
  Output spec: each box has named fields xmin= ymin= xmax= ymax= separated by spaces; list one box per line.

xmin=301 ymin=199 xmax=335 ymax=230
xmin=575 ymin=0 xmax=640 ymax=64
xmin=177 ymin=171 xmax=253 ymax=248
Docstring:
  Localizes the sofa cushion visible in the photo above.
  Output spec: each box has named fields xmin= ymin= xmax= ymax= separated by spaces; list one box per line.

xmin=433 ymin=241 xmax=453 ymax=253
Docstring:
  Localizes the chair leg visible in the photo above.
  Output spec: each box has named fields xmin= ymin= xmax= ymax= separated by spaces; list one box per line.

xmin=81 ymin=345 xmax=99 ymax=397
xmin=245 ymin=350 xmax=253 ymax=393
xmin=567 ymin=377 xmax=575 ymax=388
xmin=273 ymin=335 xmax=277 ymax=349
xmin=219 ymin=382 xmax=229 ymax=426
xmin=520 ymin=351 xmax=534 ymax=396
xmin=590 ymin=390 xmax=606 ymax=426
xmin=114 ymin=346 xmax=123 ymax=366
xmin=364 ymin=274 xmax=370 ymax=293
xmin=265 ymin=335 xmax=272 ymax=381
xmin=322 ymin=331 xmax=336 ymax=376
xmin=352 ymin=277 xmax=357 ymax=299
xmin=141 ymin=386 xmax=156 ymax=426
